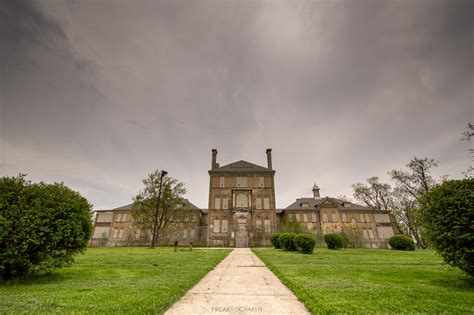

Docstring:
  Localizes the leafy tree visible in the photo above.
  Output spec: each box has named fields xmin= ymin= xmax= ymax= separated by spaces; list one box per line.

xmin=131 ymin=170 xmax=190 ymax=248
xmin=418 ymin=179 xmax=474 ymax=278
xmin=461 ymin=122 xmax=473 ymax=177
xmin=278 ymin=217 xmax=304 ymax=233
xmin=341 ymin=226 xmax=364 ymax=248
xmin=0 ymin=174 xmax=93 ymax=280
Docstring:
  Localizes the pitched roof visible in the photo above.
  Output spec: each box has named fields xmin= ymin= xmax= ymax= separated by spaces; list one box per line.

xmin=102 ymin=199 xmax=202 ymax=212
xmin=210 ymin=160 xmax=274 ymax=173
xmin=283 ymin=196 xmax=375 ymax=211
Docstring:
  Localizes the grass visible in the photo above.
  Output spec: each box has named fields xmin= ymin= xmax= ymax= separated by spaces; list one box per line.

xmin=253 ymin=248 xmax=474 ymax=314
xmin=0 ymin=247 xmax=231 ymax=314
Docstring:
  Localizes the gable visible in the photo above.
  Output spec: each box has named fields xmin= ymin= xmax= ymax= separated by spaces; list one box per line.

xmin=210 ymin=160 xmax=273 ymax=173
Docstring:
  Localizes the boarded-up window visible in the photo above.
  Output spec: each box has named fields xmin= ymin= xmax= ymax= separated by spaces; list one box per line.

xmin=341 ymin=213 xmax=347 ymax=222
xmin=256 ymin=198 xmax=262 ymax=209
xmin=323 ymin=213 xmax=328 ymax=222
xmin=113 ymin=229 xmax=119 ymax=239
xmin=215 ymin=198 xmax=221 ymax=210
xmin=190 ymin=229 xmax=195 ymax=238
xmin=359 ymin=214 xmax=365 ymax=223
xmin=303 ymin=213 xmax=308 ymax=222
xmin=364 ymin=213 xmax=370 ymax=222
xmin=295 ymin=213 xmax=301 ymax=222
xmin=331 ymin=213 xmax=337 ymax=222
xmin=236 ymin=193 xmax=248 ymax=207
xmin=288 ymin=213 xmax=293 ymax=220
xmin=368 ymin=229 xmax=374 ymax=239
xmin=263 ymin=198 xmax=270 ymax=209
xmin=222 ymin=198 xmax=229 ymax=209
xmin=374 ymin=214 xmax=390 ymax=223
xmin=219 ymin=177 xmax=225 ymax=187
xmin=236 ymin=177 xmax=248 ymax=187
xmin=222 ymin=220 xmax=228 ymax=233
xmin=97 ymin=213 xmax=113 ymax=222
xmin=264 ymin=220 xmax=271 ymax=233
xmin=363 ymin=229 xmax=369 ymax=239
xmin=258 ymin=177 xmax=264 ymax=187
xmin=213 ymin=220 xmax=220 ymax=233
xmin=377 ymin=226 xmax=394 ymax=239
xmin=118 ymin=229 xmax=124 ymax=239
xmin=135 ymin=229 xmax=141 ymax=239
xmin=311 ymin=213 xmax=317 ymax=222
xmin=183 ymin=229 xmax=188 ymax=239
xmin=256 ymin=219 xmax=262 ymax=226
xmin=93 ymin=226 xmax=109 ymax=239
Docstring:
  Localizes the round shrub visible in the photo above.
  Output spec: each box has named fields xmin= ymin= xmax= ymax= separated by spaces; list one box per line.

xmin=418 ymin=179 xmax=473 ymax=277
xmin=295 ymin=234 xmax=316 ymax=254
xmin=388 ymin=235 xmax=415 ymax=251
xmin=279 ymin=233 xmax=297 ymax=251
xmin=324 ymin=233 xmax=344 ymax=250
xmin=0 ymin=175 xmax=93 ymax=280
xmin=271 ymin=233 xmax=282 ymax=249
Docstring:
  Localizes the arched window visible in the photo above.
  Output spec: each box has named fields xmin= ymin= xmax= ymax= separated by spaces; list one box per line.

xmin=236 ymin=193 xmax=249 ymax=208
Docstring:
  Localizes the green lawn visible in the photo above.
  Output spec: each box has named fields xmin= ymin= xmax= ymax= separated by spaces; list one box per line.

xmin=0 ymin=247 xmax=231 ymax=314
xmin=253 ymin=248 xmax=474 ymax=314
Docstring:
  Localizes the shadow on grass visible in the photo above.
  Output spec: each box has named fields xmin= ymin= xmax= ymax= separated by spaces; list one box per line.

xmin=429 ymin=273 xmax=474 ymax=291
xmin=1 ymin=271 xmax=65 ymax=286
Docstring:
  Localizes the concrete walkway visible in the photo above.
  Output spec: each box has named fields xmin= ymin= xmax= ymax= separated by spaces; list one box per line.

xmin=165 ymin=248 xmax=310 ymax=315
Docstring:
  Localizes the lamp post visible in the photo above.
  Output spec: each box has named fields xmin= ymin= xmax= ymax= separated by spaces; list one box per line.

xmin=151 ymin=170 xmax=167 ymax=248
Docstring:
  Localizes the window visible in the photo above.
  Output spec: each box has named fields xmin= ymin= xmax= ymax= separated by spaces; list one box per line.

xmin=135 ymin=229 xmax=141 ymax=239
xmin=322 ymin=213 xmax=328 ymax=222
xmin=215 ymin=198 xmax=221 ymax=209
xmin=295 ymin=213 xmax=301 ymax=222
xmin=363 ymin=229 xmax=369 ymax=239
xmin=303 ymin=213 xmax=308 ymax=222
xmin=236 ymin=193 xmax=248 ymax=207
xmin=256 ymin=219 xmax=262 ymax=226
xmin=377 ymin=226 xmax=394 ymax=240
xmin=213 ymin=220 xmax=220 ymax=233
xmin=190 ymin=229 xmax=195 ymax=238
xmin=341 ymin=213 xmax=347 ymax=222
xmin=263 ymin=198 xmax=270 ymax=209
xmin=368 ymin=229 xmax=374 ymax=239
xmin=344 ymin=203 xmax=352 ymax=208
xmin=256 ymin=198 xmax=262 ymax=209
xmin=264 ymin=220 xmax=271 ymax=233
xmin=222 ymin=198 xmax=229 ymax=209
xmin=219 ymin=177 xmax=225 ymax=187
xmin=288 ymin=213 xmax=293 ymax=220
xmin=183 ymin=229 xmax=188 ymax=239
xmin=301 ymin=203 xmax=309 ymax=208
xmin=118 ymin=229 xmax=124 ymax=239
xmin=374 ymin=214 xmax=390 ymax=223
xmin=112 ymin=229 xmax=119 ymax=239
xmin=331 ymin=213 xmax=337 ymax=222
xmin=364 ymin=213 xmax=370 ymax=222
xmin=311 ymin=213 xmax=317 ymax=222
xmin=222 ymin=220 xmax=228 ymax=233
xmin=236 ymin=177 xmax=248 ymax=187
xmin=359 ymin=214 xmax=365 ymax=223
xmin=258 ymin=177 xmax=264 ymax=187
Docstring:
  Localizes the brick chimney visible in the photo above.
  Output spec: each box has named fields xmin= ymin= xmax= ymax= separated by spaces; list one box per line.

xmin=266 ymin=148 xmax=272 ymax=170
xmin=211 ymin=149 xmax=218 ymax=169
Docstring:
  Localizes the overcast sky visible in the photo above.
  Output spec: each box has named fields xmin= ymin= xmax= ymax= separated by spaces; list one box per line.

xmin=1 ymin=0 xmax=472 ymax=209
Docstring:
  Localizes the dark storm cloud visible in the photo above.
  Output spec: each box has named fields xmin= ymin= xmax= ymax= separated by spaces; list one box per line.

xmin=1 ymin=0 xmax=472 ymax=209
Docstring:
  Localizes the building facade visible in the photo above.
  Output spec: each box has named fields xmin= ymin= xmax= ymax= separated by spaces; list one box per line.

xmin=91 ymin=149 xmax=395 ymax=248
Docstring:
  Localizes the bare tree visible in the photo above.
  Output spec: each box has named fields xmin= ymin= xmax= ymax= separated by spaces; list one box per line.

xmin=461 ymin=122 xmax=473 ymax=177
xmin=389 ymin=157 xmax=438 ymax=248
xmin=131 ymin=170 xmax=189 ymax=248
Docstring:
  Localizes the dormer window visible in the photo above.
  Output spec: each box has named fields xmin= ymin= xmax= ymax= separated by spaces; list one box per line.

xmin=344 ymin=203 xmax=352 ymax=208
xmin=301 ymin=203 xmax=309 ymax=208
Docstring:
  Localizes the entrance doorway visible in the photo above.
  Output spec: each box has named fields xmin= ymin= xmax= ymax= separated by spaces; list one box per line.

xmin=235 ymin=219 xmax=248 ymax=248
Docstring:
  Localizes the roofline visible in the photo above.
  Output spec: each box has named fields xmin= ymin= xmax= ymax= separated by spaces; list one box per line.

xmin=208 ymin=169 xmax=276 ymax=174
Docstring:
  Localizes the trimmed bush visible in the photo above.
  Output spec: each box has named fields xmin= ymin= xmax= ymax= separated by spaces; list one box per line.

xmin=419 ymin=179 xmax=473 ymax=277
xmin=388 ymin=235 xmax=416 ymax=251
xmin=271 ymin=233 xmax=282 ymax=249
xmin=324 ymin=233 xmax=344 ymax=250
xmin=295 ymin=234 xmax=316 ymax=254
xmin=0 ymin=175 xmax=93 ymax=280
xmin=279 ymin=233 xmax=297 ymax=251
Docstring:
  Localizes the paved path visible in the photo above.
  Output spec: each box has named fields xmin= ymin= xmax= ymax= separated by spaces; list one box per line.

xmin=165 ymin=248 xmax=310 ymax=315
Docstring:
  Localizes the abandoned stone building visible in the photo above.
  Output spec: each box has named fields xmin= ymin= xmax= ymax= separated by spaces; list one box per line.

xmin=91 ymin=149 xmax=395 ymax=248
